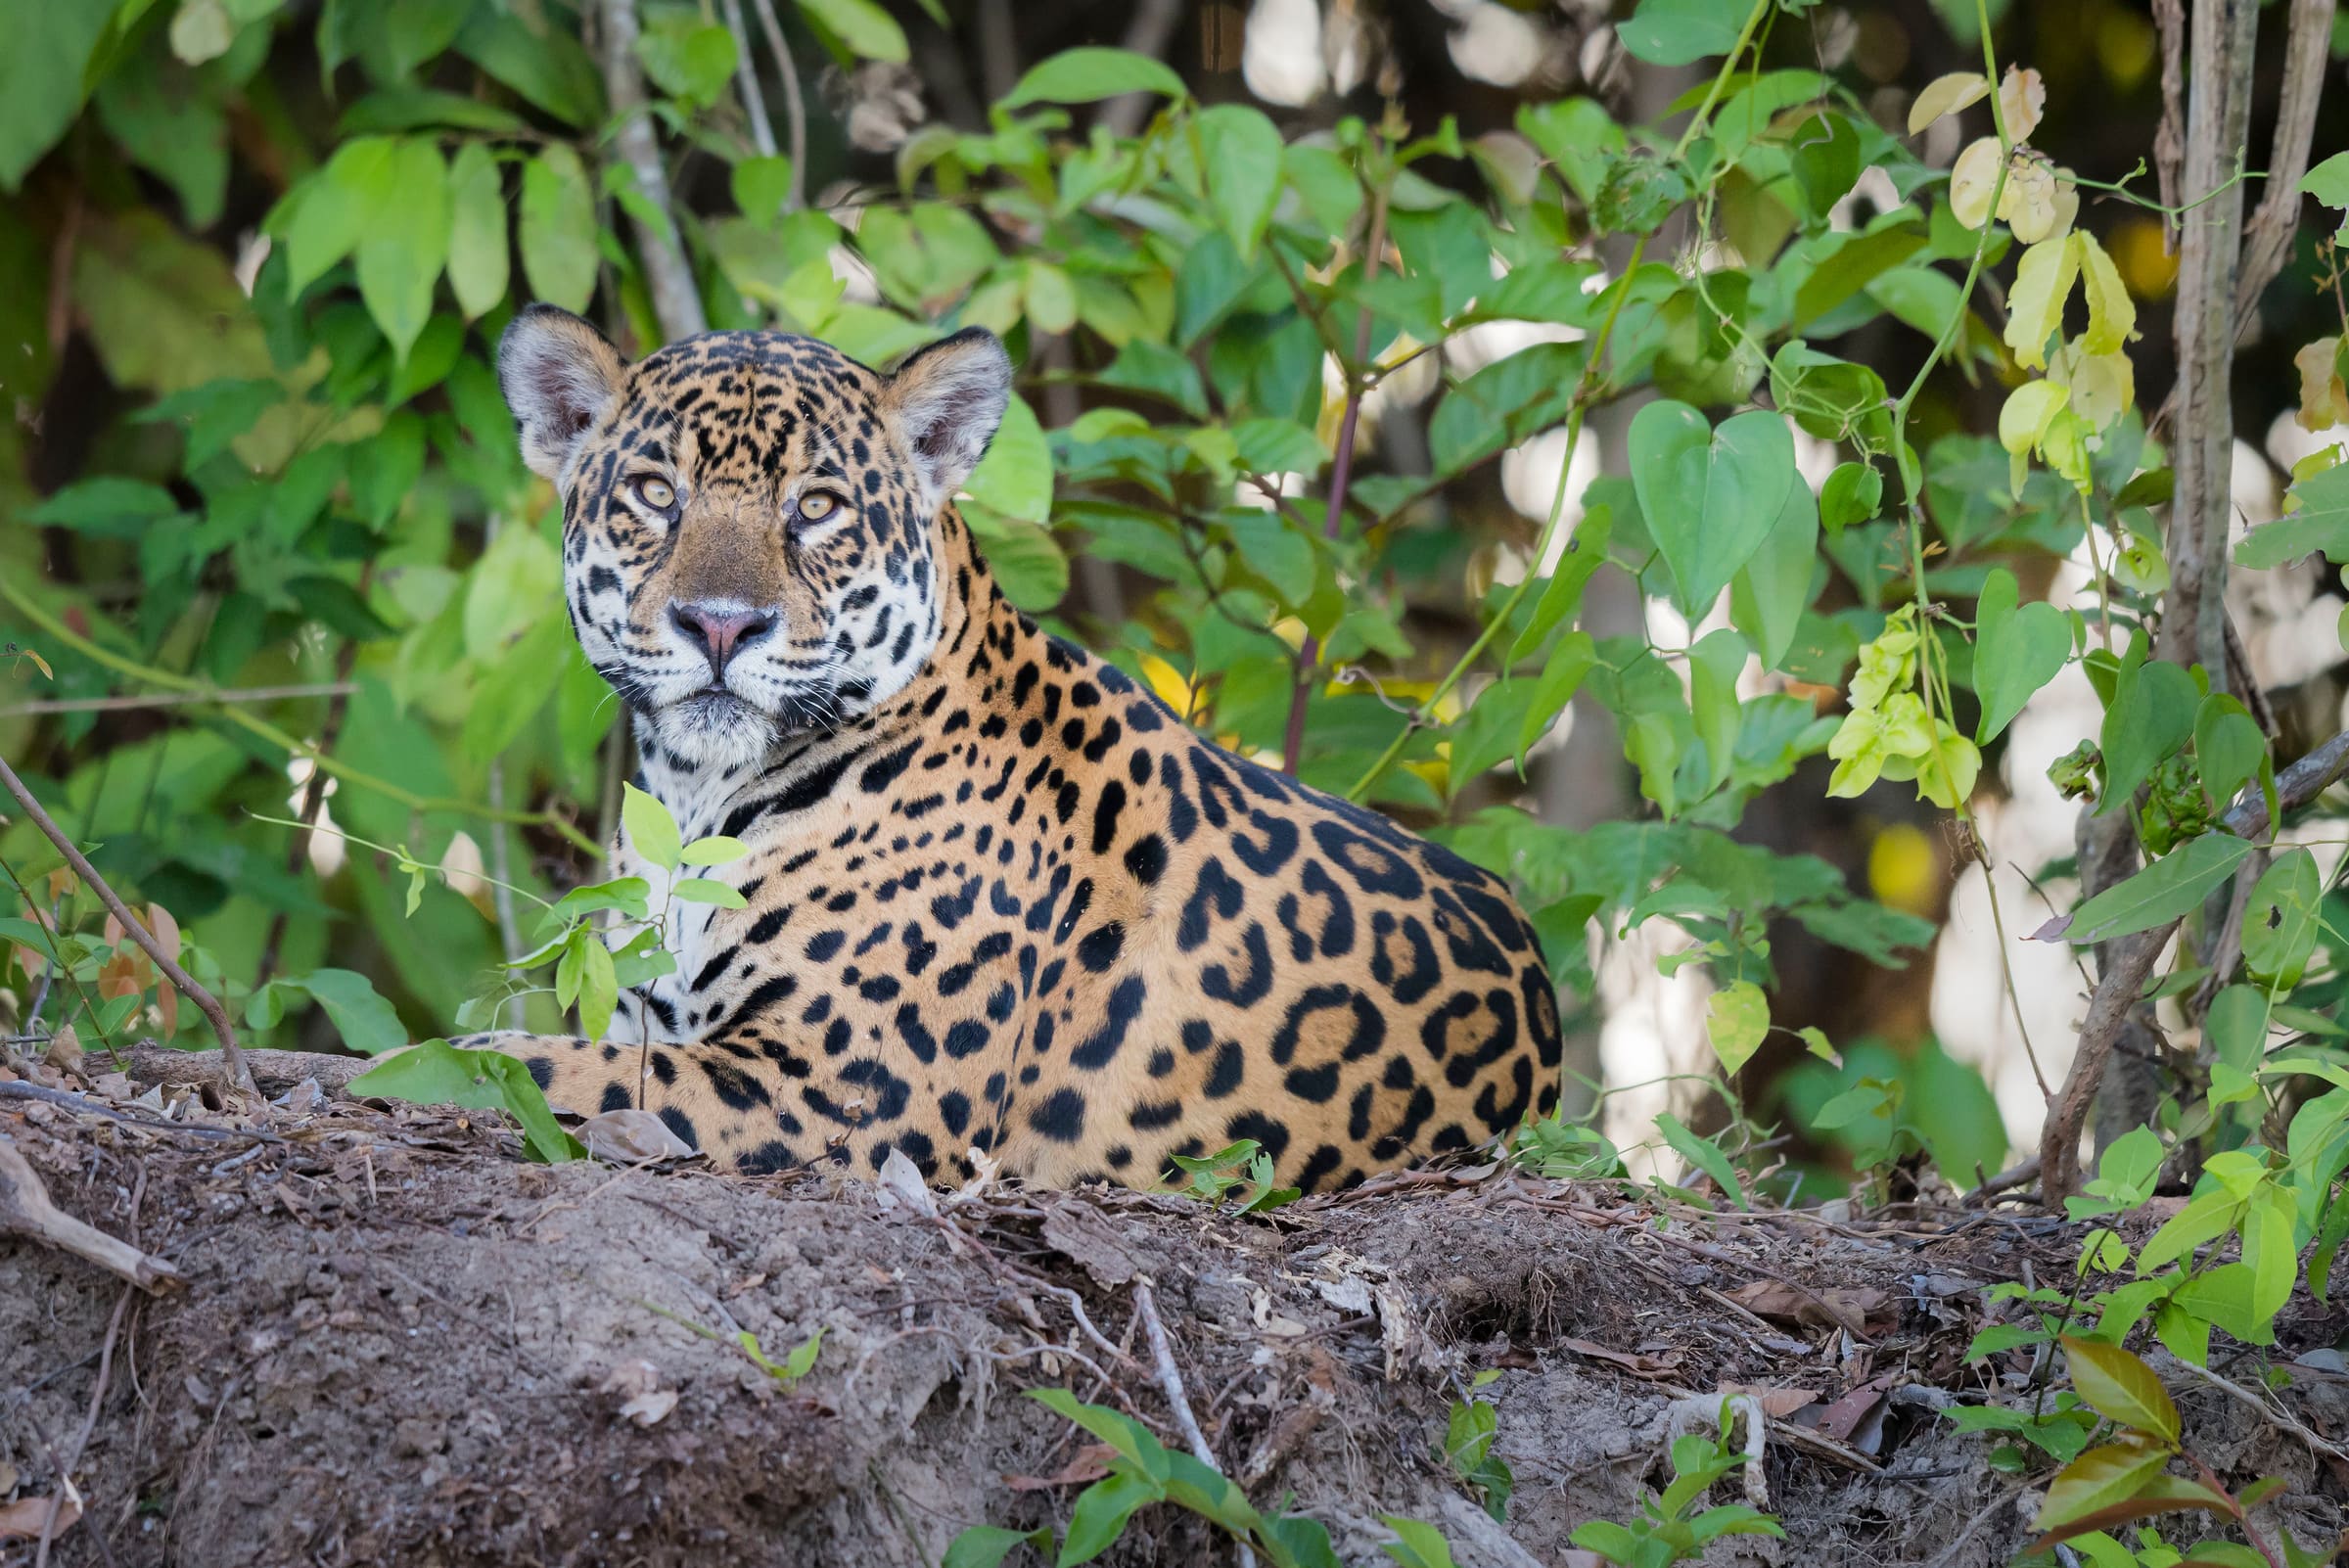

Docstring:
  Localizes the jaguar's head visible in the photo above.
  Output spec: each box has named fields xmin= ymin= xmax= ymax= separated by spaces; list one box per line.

xmin=496 ymin=307 xmax=1010 ymax=770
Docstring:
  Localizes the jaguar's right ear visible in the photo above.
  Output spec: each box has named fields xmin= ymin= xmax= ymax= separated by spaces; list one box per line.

xmin=497 ymin=304 xmax=628 ymax=484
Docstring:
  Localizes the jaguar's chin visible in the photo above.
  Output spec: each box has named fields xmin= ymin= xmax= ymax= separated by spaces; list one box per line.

xmin=659 ymin=690 xmax=777 ymax=769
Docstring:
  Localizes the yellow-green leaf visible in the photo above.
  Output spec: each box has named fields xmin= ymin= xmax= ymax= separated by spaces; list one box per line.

xmin=1908 ymin=71 xmax=1988 ymax=134
xmin=2032 ymin=1440 xmax=2175 ymax=1533
xmin=2075 ymin=230 xmax=2136 ymax=354
xmin=2004 ymin=234 xmax=2080 ymax=371
xmin=2059 ymin=1337 xmax=2180 ymax=1445
xmin=622 ymin=781 xmax=683 ymax=872
xmin=1707 ymin=982 xmax=1770 ymax=1075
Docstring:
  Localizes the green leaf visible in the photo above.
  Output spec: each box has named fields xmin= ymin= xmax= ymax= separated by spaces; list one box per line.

xmin=1378 ymin=1516 xmax=1459 ymax=1568
xmin=942 ymin=1525 xmax=1053 ymax=1568
xmin=23 ymin=477 xmax=185 ymax=538
xmin=1510 ymin=506 xmax=1613 ymax=664
xmin=2168 ymin=1261 xmax=2274 ymax=1346
xmin=289 ymin=967 xmax=408 ymax=1056
xmin=1196 ymin=105 xmax=1284 ymax=258
xmin=520 ymin=145 xmax=599 ymax=315
xmin=455 ymin=8 xmax=605 ymax=126
xmin=964 ymin=507 xmax=1068 ymax=611
xmin=798 ymin=0 xmax=909 ymax=63
xmin=2235 ymin=463 xmax=2349 ymax=568
xmin=1688 ymin=626 xmax=1747 ymax=795
xmin=1728 ymin=478 xmax=1819 ymax=670
xmin=0 ymin=2 xmax=114 ymax=190
xmin=2098 ymin=645 xmax=2197 ymax=812
xmin=2046 ymin=834 xmax=2255 ymax=946
xmin=446 ymin=142 xmax=509 ymax=321
xmin=355 ymin=138 xmax=450 ymax=361
xmin=1515 ymin=631 xmax=1596 ymax=774
xmin=1225 ymin=513 xmax=1315 ymax=606
xmin=283 ymin=136 xmax=397 ymax=296
xmin=1971 ymin=568 xmax=2072 ymax=744
xmin=622 ymin=782 xmax=683 ymax=871
xmin=1656 ymin=1112 xmax=1745 ymax=1209
xmin=637 ymin=17 xmax=737 ymax=106
xmin=1000 ymin=46 xmax=1186 ymax=110
xmin=1056 ymin=1471 xmax=1156 ymax=1566
xmin=1706 ymin=981 xmax=1770 ymax=1075
xmin=2243 ymin=847 xmax=2321 ymax=988
xmin=1630 ymin=400 xmax=1798 ymax=615
xmin=2301 ymin=149 xmax=2349 ymax=208
xmin=2194 ymin=695 xmax=2266 ymax=815
xmin=964 ymin=392 xmax=1052 ymax=523
xmin=2059 ymin=1337 xmax=2180 ymax=1444
xmin=2139 ymin=1188 xmax=2245 ymax=1273
xmin=680 ymin=835 xmax=750 ymax=866
xmin=348 ymin=1038 xmax=587 ymax=1164
xmin=1819 ymin=461 xmax=1881 ymax=534
xmin=672 ymin=877 xmax=748 ymax=908
xmin=732 ymin=155 xmax=796 ymax=223
xmin=1617 ymin=0 xmax=1748 ymax=66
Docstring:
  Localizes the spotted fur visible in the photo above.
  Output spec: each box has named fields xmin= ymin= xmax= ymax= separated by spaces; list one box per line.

xmin=469 ymin=306 xmax=1562 ymax=1190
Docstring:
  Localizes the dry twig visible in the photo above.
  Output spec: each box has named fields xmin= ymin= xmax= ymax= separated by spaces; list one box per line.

xmin=598 ymin=0 xmax=707 ymax=342
xmin=0 ymin=1133 xmax=183 ymax=1292
xmin=1133 ymin=1278 xmax=1255 ymax=1568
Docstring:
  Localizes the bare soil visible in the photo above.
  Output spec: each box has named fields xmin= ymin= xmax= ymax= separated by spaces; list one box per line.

xmin=3 ymin=1084 xmax=2345 ymax=1568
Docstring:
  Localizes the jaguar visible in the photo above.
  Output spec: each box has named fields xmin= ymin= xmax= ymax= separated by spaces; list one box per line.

xmin=471 ymin=303 xmax=1562 ymax=1189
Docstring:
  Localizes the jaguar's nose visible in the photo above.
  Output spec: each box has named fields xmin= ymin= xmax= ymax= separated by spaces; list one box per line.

xmin=669 ymin=601 xmax=778 ymax=677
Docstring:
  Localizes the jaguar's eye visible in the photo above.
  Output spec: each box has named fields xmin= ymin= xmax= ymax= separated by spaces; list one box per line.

xmin=632 ymin=476 xmax=676 ymax=511
xmin=798 ymin=490 xmax=841 ymax=524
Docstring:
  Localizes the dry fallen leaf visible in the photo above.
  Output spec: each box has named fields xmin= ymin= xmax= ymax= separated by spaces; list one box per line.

xmin=618 ymin=1388 xmax=678 ymax=1426
xmin=578 ymin=1108 xmax=698 ymax=1165
xmin=1560 ymin=1337 xmax=1682 ymax=1378
xmin=1718 ymin=1383 xmax=1820 ymax=1418
xmin=0 ymin=1495 xmax=80 ymax=1543
xmin=42 ymin=1024 xmax=81 ymax=1076
xmin=1727 ymin=1280 xmax=1886 ymax=1337
xmin=1004 ymin=1444 xmax=1115 ymax=1492
xmin=874 ymin=1146 xmax=939 ymax=1218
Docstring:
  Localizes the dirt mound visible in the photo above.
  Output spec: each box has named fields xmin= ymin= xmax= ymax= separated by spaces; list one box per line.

xmin=2 ymin=1085 xmax=2344 ymax=1567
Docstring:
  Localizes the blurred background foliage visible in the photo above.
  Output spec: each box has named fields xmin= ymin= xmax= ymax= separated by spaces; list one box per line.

xmin=3 ymin=0 xmax=2346 ymax=1195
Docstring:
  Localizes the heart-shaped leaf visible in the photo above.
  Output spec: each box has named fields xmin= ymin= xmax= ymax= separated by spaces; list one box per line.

xmin=1972 ymin=568 xmax=2071 ymax=743
xmin=1631 ymin=400 xmax=1797 ymax=616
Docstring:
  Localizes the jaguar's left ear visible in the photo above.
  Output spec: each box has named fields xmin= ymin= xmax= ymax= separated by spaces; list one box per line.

xmin=879 ymin=327 xmax=1012 ymax=512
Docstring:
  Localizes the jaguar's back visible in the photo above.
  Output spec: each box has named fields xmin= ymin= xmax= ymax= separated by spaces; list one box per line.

xmin=475 ymin=306 xmax=1561 ymax=1189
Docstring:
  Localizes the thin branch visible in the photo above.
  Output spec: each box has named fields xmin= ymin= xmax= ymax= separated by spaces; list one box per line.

xmin=2041 ymin=729 xmax=2349 ymax=1205
xmin=718 ymin=0 xmax=778 ymax=161
xmin=0 ymin=754 xmax=253 ymax=1094
xmin=0 ymin=682 xmax=356 ymax=718
xmin=599 ymin=0 xmax=708 ymax=343
xmin=0 ymin=1133 xmax=184 ymax=1293
xmin=746 ymin=0 xmax=806 ymax=210
xmin=1133 ymin=1279 xmax=1254 ymax=1568
xmin=2233 ymin=0 xmax=2336 ymax=323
